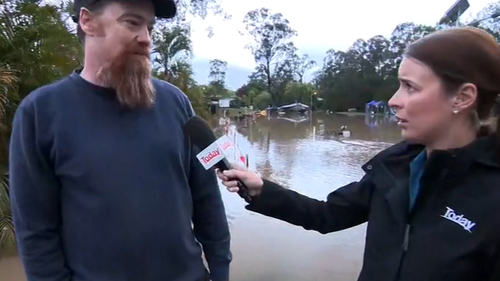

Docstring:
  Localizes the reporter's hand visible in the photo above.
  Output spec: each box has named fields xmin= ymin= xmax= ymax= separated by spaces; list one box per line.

xmin=216 ymin=164 xmax=264 ymax=197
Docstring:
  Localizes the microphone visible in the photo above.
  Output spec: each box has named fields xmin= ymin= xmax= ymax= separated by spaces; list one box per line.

xmin=183 ymin=116 xmax=252 ymax=203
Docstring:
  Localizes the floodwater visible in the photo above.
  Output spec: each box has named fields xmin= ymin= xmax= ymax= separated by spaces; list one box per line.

xmin=0 ymin=113 xmax=401 ymax=281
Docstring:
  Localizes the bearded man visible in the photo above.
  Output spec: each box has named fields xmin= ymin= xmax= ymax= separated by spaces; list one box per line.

xmin=8 ymin=1 xmax=231 ymax=281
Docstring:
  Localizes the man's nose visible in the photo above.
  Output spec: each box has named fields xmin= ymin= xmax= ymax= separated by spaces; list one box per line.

xmin=137 ymin=27 xmax=152 ymax=46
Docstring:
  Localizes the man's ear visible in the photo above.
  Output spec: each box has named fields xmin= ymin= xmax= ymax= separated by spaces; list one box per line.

xmin=79 ymin=8 xmax=97 ymax=37
xmin=453 ymin=83 xmax=477 ymax=112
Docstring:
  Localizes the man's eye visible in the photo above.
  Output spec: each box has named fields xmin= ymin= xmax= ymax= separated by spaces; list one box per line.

xmin=125 ymin=19 xmax=139 ymax=26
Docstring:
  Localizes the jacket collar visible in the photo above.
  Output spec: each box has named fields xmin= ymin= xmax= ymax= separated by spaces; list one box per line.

xmin=364 ymin=134 xmax=500 ymax=172
xmin=362 ymin=135 xmax=500 ymax=224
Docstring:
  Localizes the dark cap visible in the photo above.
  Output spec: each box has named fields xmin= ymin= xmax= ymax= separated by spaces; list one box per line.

xmin=72 ymin=0 xmax=177 ymax=22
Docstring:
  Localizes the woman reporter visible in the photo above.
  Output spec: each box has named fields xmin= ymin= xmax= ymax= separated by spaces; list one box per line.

xmin=218 ymin=27 xmax=500 ymax=281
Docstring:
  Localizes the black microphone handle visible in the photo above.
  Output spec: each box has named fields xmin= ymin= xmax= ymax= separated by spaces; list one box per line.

xmin=215 ymin=158 xmax=252 ymax=203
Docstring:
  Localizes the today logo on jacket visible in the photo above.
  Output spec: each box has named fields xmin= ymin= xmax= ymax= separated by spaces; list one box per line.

xmin=441 ymin=206 xmax=476 ymax=233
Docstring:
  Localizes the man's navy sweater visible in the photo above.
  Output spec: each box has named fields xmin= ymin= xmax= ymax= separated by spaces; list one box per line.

xmin=9 ymin=71 xmax=231 ymax=281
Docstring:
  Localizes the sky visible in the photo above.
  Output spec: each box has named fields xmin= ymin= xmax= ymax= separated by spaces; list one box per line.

xmin=187 ymin=0 xmax=495 ymax=89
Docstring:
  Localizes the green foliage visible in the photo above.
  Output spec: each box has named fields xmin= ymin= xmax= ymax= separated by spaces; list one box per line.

xmin=241 ymin=8 xmax=299 ymax=104
xmin=284 ymin=82 xmax=315 ymax=105
xmin=237 ymin=3 xmax=500 ymax=112
xmin=0 ymin=0 xmax=83 ymax=251
xmin=252 ymin=92 xmax=272 ymax=109
xmin=314 ymin=23 xmax=438 ymax=111
xmin=2 ymin=0 xmax=500 ymax=252
xmin=1 ymin=2 xmax=83 ymax=97
xmin=0 ymin=173 xmax=14 ymax=252
xmin=152 ymin=24 xmax=193 ymax=82
xmin=0 ymin=0 xmax=229 ymax=250
xmin=207 ymin=59 xmax=230 ymax=99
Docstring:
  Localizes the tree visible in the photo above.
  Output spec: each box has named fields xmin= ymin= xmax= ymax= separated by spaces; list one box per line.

xmin=62 ymin=0 xmax=231 ymax=37
xmin=208 ymin=59 xmax=228 ymax=83
xmin=152 ymin=24 xmax=193 ymax=82
xmin=0 ymin=0 xmax=84 ymax=250
xmin=284 ymin=81 xmax=315 ymax=105
xmin=0 ymin=0 xmax=227 ymax=250
xmin=465 ymin=2 xmax=500 ymax=41
xmin=0 ymin=67 xmax=18 ymax=170
xmin=311 ymin=20 xmax=441 ymax=112
xmin=169 ymin=62 xmax=210 ymax=119
xmin=0 ymin=66 xmax=17 ymax=252
xmin=241 ymin=8 xmax=297 ymax=104
xmin=253 ymin=91 xmax=272 ymax=109
xmin=235 ymin=67 xmax=270 ymax=108
xmin=291 ymin=53 xmax=316 ymax=83
xmin=207 ymin=59 xmax=228 ymax=99
xmin=237 ymin=3 xmax=500 ymax=112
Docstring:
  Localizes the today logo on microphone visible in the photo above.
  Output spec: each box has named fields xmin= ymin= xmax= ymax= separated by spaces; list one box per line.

xmin=196 ymin=141 xmax=227 ymax=170
xmin=201 ymin=149 xmax=221 ymax=164
xmin=216 ymin=135 xmax=234 ymax=152
xmin=217 ymin=134 xmax=247 ymax=167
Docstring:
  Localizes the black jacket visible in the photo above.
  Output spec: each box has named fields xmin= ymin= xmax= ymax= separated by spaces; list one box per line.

xmin=246 ymin=135 xmax=500 ymax=281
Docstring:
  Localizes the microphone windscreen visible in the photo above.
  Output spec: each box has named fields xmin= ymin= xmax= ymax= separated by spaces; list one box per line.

xmin=183 ymin=116 xmax=217 ymax=150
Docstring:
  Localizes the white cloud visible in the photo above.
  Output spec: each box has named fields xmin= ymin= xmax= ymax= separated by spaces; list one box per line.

xmin=190 ymin=0 xmax=495 ymax=70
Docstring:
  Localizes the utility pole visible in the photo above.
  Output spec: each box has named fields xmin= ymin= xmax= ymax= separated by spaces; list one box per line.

xmin=438 ymin=0 xmax=470 ymax=26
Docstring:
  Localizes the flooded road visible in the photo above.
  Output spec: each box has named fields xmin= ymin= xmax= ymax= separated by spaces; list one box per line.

xmin=0 ymin=113 xmax=401 ymax=281
xmin=223 ymin=113 xmax=400 ymax=281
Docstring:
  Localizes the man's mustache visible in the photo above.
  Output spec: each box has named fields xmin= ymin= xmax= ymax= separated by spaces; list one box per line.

xmin=133 ymin=50 xmax=151 ymax=57
xmin=125 ymin=47 xmax=150 ymax=57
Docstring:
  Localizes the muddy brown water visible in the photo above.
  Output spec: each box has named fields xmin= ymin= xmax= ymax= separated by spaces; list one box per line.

xmin=0 ymin=113 xmax=401 ymax=281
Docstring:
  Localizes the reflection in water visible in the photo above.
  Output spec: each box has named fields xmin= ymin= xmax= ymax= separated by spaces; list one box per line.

xmin=222 ymin=113 xmax=401 ymax=281
xmin=365 ymin=113 xmax=398 ymax=128
xmin=0 ymin=113 xmax=402 ymax=281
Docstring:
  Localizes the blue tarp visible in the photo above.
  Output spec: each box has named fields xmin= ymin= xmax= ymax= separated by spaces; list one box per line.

xmin=366 ymin=100 xmax=389 ymax=115
xmin=366 ymin=100 xmax=386 ymax=107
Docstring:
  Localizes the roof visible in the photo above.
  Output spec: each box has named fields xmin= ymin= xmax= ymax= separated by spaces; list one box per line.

xmin=278 ymin=102 xmax=310 ymax=110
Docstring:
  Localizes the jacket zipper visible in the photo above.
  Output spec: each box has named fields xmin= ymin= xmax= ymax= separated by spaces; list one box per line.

xmin=394 ymin=224 xmax=411 ymax=281
xmin=403 ymin=224 xmax=410 ymax=251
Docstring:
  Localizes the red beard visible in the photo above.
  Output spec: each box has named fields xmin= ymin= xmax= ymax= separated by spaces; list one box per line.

xmin=97 ymin=44 xmax=155 ymax=109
